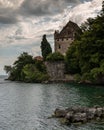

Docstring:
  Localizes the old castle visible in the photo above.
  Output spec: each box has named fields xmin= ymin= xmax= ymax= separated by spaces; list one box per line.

xmin=54 ymin=21 xmax=81 ymax=55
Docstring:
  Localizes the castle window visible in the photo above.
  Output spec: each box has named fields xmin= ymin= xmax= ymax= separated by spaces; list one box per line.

xmin=57 ymin=39 xmax=59 ymax=41
xmin=71 ymin=36 xmax=74 ymax=40
xmin=59 ymin=45 xmax=61 ymax=49
xmin=62 ymin=38 xmax=64 ymax=41
xmin=68 ymin=31 xmax=70 ymax=35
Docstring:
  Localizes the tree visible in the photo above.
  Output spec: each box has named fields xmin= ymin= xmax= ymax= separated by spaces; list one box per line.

xmin=10 ymin=52 xmax=34 ymax=81
xmin=80 ymin=18 xmax=94 ymax=32
xmin=65 ymin=2 xmax=104 ymax=83
xmin=4 ymin=65 xmax=12 ymax=75
xmin=40 ymin=35 xmax=52 ymax=60
xmin=4 ymin=52 xmax=49 ymax=82
xmin=14 ymin=52 xmax=34 ymax=67
xmin=65 ymin=41 xmax=81 ymax=74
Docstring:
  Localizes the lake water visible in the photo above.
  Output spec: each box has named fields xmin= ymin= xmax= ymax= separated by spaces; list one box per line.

xmin=0 ymin=75 xmax=104 ymax=130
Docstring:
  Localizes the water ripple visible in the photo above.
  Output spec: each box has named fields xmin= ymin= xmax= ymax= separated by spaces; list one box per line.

xmin=0 ymin=76 xmax=104 ymax=130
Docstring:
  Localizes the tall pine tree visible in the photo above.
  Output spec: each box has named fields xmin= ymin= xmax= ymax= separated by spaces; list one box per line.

xmin=41 ymin=35 xmax=52 ymax=60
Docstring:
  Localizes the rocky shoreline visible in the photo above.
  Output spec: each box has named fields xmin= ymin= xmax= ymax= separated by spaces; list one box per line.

xmin=52 ymin=106 xmax=104 ymax=125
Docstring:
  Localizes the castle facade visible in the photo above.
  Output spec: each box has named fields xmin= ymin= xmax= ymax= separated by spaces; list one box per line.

xmin=54 ymin=21 xmax=81 ymax=55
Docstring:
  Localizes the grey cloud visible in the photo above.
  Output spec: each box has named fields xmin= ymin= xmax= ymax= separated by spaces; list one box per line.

xmin=8 ymin=35 xmax=27 ymax=40
xmin=19 ymin=0 xmax=83 ymax=16
xmin=0 ymin=7 xmax=18 ymax=24
xmin=0 ymin=15 xmax=18 ymax=24
xmin=0 ymin=0 xmax=90 ymax=24
xmin=20 ymin=0 xmax=62 ymax=16
xmin=7 ymin=27 xmax=27 ymax=40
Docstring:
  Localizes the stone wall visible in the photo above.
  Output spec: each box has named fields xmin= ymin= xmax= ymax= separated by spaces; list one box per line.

xmin=54 ymin=38 xmax=73 ymax=55
xmin=45 ymin=61 xmax=65 ymax=81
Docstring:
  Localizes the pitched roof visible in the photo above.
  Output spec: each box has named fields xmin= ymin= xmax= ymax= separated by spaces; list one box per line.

xmin=60 ymin=21 xmax=80 ymax=34
xmin=54 ymin=21 xmax=81 ymax=39
xmin=34 ymin=56 xmax=43 ymax=61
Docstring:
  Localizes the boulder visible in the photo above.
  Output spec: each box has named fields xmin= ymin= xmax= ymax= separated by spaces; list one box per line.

xmin=72 ymin=113 xmax=87 ymax=123
xmin=96 ymin=108 xmax=103 ymax=117
xmin=87 ymin=108 xmax=96 ymax=120
xmin=54 ymin=108 xmax=66 ymax=117
xmin=53 ymin=106 xmax=104 ymax=125
xmin=72 ymin=106 xmax=88 ymax=113
xmin=102 ymin=107 xmax=104 ymax=117
xmin=65 ymin=111 xmax=73 ymax=120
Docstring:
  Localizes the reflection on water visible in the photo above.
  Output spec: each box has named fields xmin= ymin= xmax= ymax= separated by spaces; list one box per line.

xmin=0 ymin=75 xmax=104 ymax=130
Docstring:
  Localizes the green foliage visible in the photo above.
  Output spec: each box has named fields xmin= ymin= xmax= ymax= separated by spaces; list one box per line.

xmin=35 ymin=60 xmax=46 ymax=73
xmin=4 ymin=65 xmax=12 ymax=74
xmin=90 ymin=60 xmax=104 ymax=80
xmin=65 ymin=41 xmax=81 ymax=74
xmin=22 ymin=64 xmax=49 ymax=83
xmin=80 ymin=18 xmax=94 ymax=32
xmin=74 ymin=74 xmax=81 ymax=82
xmin=8 ymin=67 xmax=21 ymax=81
xmin=65 ymin=3 xmax=104 ymax=83
xmin=14 ymin=52 xmax=34 ymax=67
xmin=4 ymin=52 xmax=49 ymax=82
xmin=46 ymin=52 xmax=64 ymax=61
xmin=12 ymin=52 xmax=35 ymax=80
xmin=40 ymin=35 xmax=52 ymax=60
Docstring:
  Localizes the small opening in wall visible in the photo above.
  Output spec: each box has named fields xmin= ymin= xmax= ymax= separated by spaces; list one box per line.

xmin=71 ymin=37 xmax=74 ymax=40
xmin=68 ymin=31 xmax=70 ymax=35
xmin=59 ymin=45 xmax=61 ymax=49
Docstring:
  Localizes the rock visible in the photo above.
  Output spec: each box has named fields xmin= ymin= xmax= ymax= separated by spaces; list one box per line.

xmin=42 ymin=80 xmax=49 ymax=84
xmin=96 ymin=117 xmax=101 ymax=121
xmin=72 ymin=113 xmax=87 ymax=123
xmin=72 ymin=106 xmax=82 ymax=113
xmin=47 ymin=116 xmax=53 ymax=119
xmin=54 ymin=108 xmax=66 ymax=117
xmin=102 ymin=107 xmax=104 ymax=117
xmin=96 ymin=108 xmax=103 ymax=117
xmin=65 ymin=111 xmax=73 ymax=120
xmin=59 ymin=118 xmax=70 ymax=125
xmin=73 ymin=122 xmax=83 ymax=126
xmin=53 ymin=106 xmax=104 ymax=125
xmin=94 ymin=105 xmax=100 ymax=108
xmin=72 ymin=106 xmax=88 ymax=113
xmin=87 ymin=108 xmax=96 ymax=120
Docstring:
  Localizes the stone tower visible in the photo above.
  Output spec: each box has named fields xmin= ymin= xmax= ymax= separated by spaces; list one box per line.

xmin=54 ymin=21 xmax=81 ymax=55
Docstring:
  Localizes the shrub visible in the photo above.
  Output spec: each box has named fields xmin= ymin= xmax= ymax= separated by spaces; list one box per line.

xmin=46 ymin=52 xmax=64 ymax=61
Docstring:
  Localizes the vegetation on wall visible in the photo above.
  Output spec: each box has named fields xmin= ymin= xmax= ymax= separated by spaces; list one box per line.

xmin=22 ymin=63 xmax=48 ymax=83
xmin=65 ymin=1 xmax=104 ymax=83
xmin=46 ymin=52 xmax=64 ymax=61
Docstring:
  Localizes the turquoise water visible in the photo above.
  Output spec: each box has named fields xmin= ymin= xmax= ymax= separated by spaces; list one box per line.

xmin=0 ymin=75 xmax=104 ymax=130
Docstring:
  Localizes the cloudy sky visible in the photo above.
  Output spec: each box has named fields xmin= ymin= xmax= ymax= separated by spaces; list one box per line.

xmin=0 ymin=0 xmax=103 ymax=75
